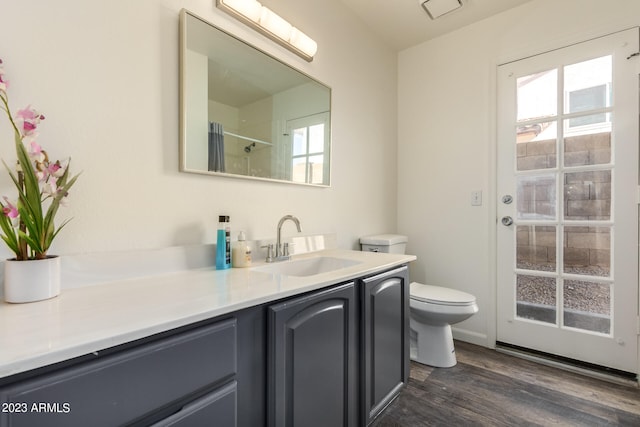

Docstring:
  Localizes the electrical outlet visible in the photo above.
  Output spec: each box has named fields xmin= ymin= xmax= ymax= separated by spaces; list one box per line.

xmin=471 ymin=190 xmax=482 ymax=206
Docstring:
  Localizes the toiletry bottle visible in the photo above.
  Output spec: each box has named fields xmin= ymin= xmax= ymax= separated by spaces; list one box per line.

xmin=216 ymin=215 xmax=231 ymax=270
xmin=232 ymin=231 xmax=252 ymax=268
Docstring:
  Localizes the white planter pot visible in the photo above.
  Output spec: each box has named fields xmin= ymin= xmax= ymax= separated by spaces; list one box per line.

xmin=3 ymin=256 xmax=61 ymax=303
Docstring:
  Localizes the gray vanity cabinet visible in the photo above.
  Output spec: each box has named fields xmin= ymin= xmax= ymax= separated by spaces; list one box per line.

xmin=361 ymin=266 xmax=410 ymax=425
xmin=0 ymin=318 xmax=239 ymax=427
xmin=268 ymin=282 xmax=358 ymax=427
xmin=0 ymin=264 xmax=410 ymax=427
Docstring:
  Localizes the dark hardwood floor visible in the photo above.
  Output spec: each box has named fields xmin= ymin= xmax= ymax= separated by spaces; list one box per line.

xmin=377 ymin=341 xmax=640 ymax=426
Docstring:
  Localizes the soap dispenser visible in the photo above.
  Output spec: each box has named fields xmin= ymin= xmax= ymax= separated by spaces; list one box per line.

xmin=232 ymin=231 xmax=252 ymax=268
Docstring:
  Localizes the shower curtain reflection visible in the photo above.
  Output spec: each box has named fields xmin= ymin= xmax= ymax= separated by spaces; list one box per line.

xmin=208 ymin=122 xmax=225 ymax=172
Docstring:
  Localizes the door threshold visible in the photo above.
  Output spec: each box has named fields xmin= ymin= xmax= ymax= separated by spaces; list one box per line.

xmin=495 ymin=342 xmax=638 ymax=387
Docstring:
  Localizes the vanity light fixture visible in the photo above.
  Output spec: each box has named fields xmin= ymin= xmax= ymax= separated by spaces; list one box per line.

xmin=216 ymin=0 xmax=318 ymax=62
xmin=420 ymin=0 xmax=463 ymax=20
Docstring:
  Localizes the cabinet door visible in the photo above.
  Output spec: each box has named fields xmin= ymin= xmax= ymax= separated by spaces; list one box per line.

xmin=362 ymin=266 xmax=409 ymax=425
xmin=268 ymin=283 xmax=357 ymax=427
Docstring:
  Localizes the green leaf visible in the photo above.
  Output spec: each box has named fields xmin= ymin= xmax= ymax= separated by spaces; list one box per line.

xmin=16 ymin=229 xmax=41 ymax=255
xmin=42 ymin=169 xmax=80 ymax=254
xmin=46 ymin=217 xmax=73 ymax=249
xmin=14 ymin=137 xmax=43 ymax=221
xmin=0 ymin=214 xmax=19 ymax=256
xmin=17 ymin=205 xmax=44 ymax=254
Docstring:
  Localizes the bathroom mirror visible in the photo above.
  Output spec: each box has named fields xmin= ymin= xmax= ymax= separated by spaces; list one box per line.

xmin=179 ymin=9 xmax=332 ymax=186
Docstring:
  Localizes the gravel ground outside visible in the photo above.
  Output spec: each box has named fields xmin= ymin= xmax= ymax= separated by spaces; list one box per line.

xmin=515 ymin=262 xmax=610 ymax=316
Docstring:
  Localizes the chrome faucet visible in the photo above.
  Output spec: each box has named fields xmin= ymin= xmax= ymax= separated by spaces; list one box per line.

xmin=275 ymin=215 xmax=302 ymax=260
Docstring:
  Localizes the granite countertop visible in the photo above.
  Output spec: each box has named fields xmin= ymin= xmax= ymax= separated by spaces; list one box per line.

xmin=0 ymin=248 xmax=415 ymax=379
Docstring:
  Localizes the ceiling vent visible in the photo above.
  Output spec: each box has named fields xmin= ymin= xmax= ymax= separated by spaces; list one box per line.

xmin=420 ymin=0 xmax=463 ymax=20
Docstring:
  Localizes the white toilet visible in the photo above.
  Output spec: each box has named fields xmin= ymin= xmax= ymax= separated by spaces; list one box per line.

xmin=360 ymin=234 xmax=479 ymax=368
xmin=409 ymin=282 xmax=478 ymax=367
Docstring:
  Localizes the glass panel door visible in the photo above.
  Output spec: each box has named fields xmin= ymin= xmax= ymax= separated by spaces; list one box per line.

xmin=497 ymin=29 xmax=639 ymax=373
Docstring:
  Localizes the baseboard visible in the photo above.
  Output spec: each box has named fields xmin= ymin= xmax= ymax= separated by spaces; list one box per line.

xmin=452 ymin=328 xmax=488 ymax=347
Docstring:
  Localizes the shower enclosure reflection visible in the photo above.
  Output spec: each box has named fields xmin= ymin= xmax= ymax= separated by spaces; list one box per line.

xmin=179 ymin=9 xmax=332 ymax=186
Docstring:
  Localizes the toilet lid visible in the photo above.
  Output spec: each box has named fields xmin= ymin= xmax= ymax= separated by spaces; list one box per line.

xmin=410 ymin=282 xmax=476 ymax=306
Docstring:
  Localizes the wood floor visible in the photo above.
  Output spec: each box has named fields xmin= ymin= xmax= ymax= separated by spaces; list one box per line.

xmin=376 ymin=341 xmax=640 ymax=426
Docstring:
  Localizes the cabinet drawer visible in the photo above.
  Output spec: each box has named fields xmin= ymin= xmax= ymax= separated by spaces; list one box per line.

xmin=0 ymin=318 xmax=237 ymax=427
xmin=152 ymin=381 xmax=237 ymax=427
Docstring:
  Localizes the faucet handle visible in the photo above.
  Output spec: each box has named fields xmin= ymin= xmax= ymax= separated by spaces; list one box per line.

xmin=261 ymin=244 xmax=274 ymax=263
xmin=282 ymin=242 xmax=296 ymax=257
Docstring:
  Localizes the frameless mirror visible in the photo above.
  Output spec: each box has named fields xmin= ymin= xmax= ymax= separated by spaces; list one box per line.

xmin=179 ymin=9 xmax=331 ymax=186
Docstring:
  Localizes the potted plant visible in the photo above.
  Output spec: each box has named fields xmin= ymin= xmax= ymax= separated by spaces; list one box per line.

xmin=0 ymin=58 xmax=80 ymax=303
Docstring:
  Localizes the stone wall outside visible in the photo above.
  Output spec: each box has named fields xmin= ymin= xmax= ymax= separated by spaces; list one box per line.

xmin=515 ymin=132 xmax=611 ymax=275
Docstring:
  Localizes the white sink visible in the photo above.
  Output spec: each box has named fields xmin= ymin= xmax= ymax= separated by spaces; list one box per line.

xmin=252 ymin=256 xmax=361 ymax=277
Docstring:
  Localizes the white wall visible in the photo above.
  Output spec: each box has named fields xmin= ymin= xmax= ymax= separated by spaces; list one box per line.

xmin=0 ymin=0 xmax=398 ymax=260
xmin=398 ymin=0 xmax=640 ymax=346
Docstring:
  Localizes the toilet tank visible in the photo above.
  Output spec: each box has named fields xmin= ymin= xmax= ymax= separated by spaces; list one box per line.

xmin=360 ymin=234 xmax=408 ymax=254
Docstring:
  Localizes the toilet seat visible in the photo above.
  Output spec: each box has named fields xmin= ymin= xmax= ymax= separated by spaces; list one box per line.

xmin=410 ymin=282 xmax=476 ymax=306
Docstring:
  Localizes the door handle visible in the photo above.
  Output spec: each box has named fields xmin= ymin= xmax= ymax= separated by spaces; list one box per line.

xmin=501 ymin=216 xmax=513 ymax=226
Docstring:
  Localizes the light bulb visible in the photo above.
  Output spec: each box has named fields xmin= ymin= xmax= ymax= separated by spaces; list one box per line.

xmin=259 ymin=7 xmax=292 ymax=41
xmin=290 ymin=27 xmax=317 ymax=58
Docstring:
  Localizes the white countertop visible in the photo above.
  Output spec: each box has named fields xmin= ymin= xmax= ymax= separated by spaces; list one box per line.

xmin=0 ymin=249 xmax=415 ymax=379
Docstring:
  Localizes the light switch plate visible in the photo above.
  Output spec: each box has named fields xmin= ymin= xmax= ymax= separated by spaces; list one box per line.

xmin=471 ymin=190 xmax=482 ymax=206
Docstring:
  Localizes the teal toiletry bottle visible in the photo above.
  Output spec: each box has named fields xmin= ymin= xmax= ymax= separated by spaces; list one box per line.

xmin=216 ymin=215 xmax=231 ymax=270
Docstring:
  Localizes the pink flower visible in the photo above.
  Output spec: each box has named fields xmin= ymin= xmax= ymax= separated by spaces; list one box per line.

xmin=29 ymin=141 xmax=47 ymax=163
xmin=15 ymin=105 xmax=45 ymax=137
xmin=35 ymin=170 xmax=46 ymax=182
xmin=0 ymin=58 xmax=7 ymax=92
xmin=2 ymin=197 xmax=18 ymax=219
xmin=42 ymin=176 xmax=58 ymax=197
xmin=48 ymin=160 xmax=65 ymax=178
